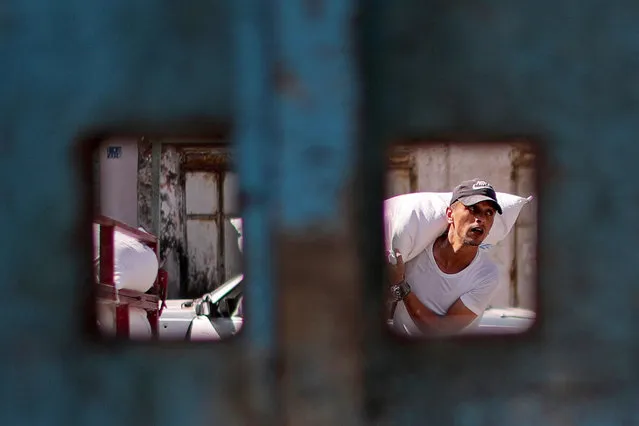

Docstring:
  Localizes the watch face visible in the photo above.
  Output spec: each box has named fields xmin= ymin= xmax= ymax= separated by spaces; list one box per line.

xmin=391 ymin=285 xmax=401 ymax=300
xmin=391 ymin=282 xmax=410 ymax=301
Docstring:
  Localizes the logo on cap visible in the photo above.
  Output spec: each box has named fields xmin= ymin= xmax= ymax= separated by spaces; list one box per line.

xmin=472 ymin=180 xmax=491 ymax=190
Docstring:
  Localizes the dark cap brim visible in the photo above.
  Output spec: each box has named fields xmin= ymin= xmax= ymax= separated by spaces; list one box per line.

xmin=458 ymin=195 xmax=503 ymax=214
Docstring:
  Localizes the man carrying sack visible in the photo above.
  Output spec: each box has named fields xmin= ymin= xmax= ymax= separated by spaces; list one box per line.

xmin=387 ymin=179 xmax=503 ymax=337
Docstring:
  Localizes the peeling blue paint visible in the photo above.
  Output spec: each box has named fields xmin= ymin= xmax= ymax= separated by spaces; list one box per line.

xmin=5 ymin=0 xmax=639 ymax=424
xmin=275 ymin=2 xmax=357 ymax=229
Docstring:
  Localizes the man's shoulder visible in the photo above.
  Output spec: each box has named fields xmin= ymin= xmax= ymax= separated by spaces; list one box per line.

xmin=474 ymin=253 xmax=499 ymax=281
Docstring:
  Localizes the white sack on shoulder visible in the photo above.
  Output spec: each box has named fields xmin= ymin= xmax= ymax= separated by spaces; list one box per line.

xmin=384 ymin=192 xmax=449 ymax=264
xmin=384 ymin=192 xmax=532 ymax=263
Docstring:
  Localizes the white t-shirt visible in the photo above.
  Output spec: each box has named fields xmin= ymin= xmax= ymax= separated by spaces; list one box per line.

xmin=392 ymin=242 xmax=499 ymax=336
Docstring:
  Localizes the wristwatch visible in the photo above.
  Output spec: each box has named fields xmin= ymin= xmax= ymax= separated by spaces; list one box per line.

xmin=390 ymin=280 xmax=411 ymax=302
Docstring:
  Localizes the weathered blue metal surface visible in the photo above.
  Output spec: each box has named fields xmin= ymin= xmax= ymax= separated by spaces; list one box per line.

xmin=233 ymin=0 xmax=282 ymax=422
xmin=275 ymin=1 xmax=357 ymax=230
xmin=6 ymin=0 xmax=639 ymax=424
xmin=0 ymin=1 xmax=251 ymax=426
xmin=271 ymin=1 xmax=362 ymax=425
xmin=361 ymin=1 xmax=639 ymax=424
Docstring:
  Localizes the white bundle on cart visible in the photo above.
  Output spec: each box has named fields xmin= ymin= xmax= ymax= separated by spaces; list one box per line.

xmin=92 ymin=224 xmax=159 ymax=293
xmin=96 ymin=305 xmax=153 ymax=340
xmin=384 ymin=192 xmax=533 ymax=262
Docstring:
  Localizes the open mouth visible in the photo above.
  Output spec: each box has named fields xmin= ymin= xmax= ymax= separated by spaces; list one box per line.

xmin=470 ymin=226 xmax=484 ymax=236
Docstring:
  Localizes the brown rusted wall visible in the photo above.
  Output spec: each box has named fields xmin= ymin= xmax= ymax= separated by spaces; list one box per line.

xmin=278 ymin=191 xmax=363 ymax=426
xmin=159 ymin=146 xmax=187 ymax=299
xmin=137 ymin=138 xmax=153 ymax=232
xmin=138 ymin=142 xmax=188 ymax=298
xmin=138 ymin=143 xmax=241 ymax=299
xmin=182 ymin=151 xmax=241 ymax=297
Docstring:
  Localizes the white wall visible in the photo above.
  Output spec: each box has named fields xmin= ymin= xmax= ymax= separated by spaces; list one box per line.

xmin=98 ymin=138 xmax=139 ymax=227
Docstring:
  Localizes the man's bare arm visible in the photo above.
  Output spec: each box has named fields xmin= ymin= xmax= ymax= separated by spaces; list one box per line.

xmin=386 ymin=249 xmax=477 ymax=336
xmin=403 ymin=294 xmax=477 ymax=336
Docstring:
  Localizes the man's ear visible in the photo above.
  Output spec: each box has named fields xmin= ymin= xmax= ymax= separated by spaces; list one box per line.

xmin=446 ymin=206 xmax=454 ymax=224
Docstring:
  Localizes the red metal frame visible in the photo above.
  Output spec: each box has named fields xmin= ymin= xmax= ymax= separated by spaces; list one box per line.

xmin=94 ymin=215 xmax=167 ymax=339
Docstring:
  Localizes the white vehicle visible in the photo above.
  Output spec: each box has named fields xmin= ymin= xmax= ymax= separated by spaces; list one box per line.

xmin=159 ymin=274 xmax=244 ymax=341
xmin=160 ymin=273 xmax=535 ymax=340
xmin=470 ymin=306 xmax=535 ymax=335
xmin=387 ymin=306 xmax=535 ymax=336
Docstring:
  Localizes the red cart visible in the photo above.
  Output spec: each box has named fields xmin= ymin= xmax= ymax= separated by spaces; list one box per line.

xmin=94 ymin=215 xmax=167 ymax=339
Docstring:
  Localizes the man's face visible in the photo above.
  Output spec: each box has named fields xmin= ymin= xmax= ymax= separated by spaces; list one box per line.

xmin=447 ymin=201 xmax=497 ymax=246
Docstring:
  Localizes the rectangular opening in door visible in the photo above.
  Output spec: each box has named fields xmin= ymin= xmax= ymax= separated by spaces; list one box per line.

xmin=90 ymin=136 xmax=244 ymax=342
xmin=384 ymin=141 xmax=538 ymax=339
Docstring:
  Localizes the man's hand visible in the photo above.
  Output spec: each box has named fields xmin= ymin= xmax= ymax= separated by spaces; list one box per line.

xmin=401 ymin=294 xmax=478 ymax=336
xmin=387 ymin=249 xmax=405 ymax=286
